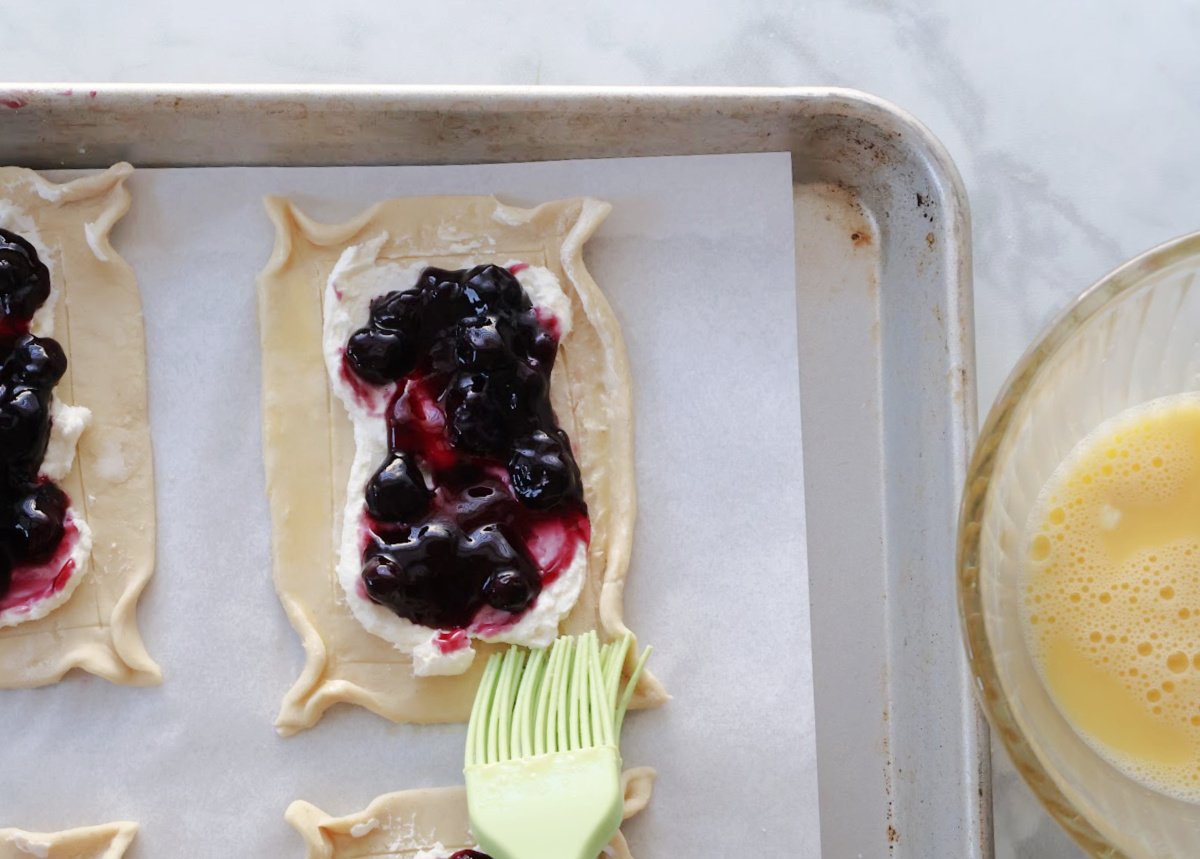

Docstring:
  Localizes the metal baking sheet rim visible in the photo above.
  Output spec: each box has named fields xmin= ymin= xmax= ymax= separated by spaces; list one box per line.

xmin=0 ymin=84 xmax=984 ymax=859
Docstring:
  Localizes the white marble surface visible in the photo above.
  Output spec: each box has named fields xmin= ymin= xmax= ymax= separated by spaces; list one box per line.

xmin=4 ymin=1 xmax=1199 ymax=856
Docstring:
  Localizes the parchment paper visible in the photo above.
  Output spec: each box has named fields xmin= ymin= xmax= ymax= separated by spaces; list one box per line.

xmin=0 ymin=153 xmax=818 ymax=857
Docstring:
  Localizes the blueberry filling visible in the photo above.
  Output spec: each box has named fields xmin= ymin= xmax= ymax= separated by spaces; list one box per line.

xmin=449 ymin=851 xmax=492 ymax=859
xmin=365 ymin=451 xmax=431 ymax=522
xmin=344 ymin=264 xmax=588 ymax=632
xmin=0 ymin=229 xmax=51 ymax=325
xmin=0 ymin=230 xmax=74 ymax=603
xmin=362 ymin=522 xmax=540 ymax=629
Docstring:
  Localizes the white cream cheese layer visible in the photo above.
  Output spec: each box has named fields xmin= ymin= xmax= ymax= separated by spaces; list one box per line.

xmin=0 ymin=217 xmax=94 ymax=628
xmin=42 ymin=400 xmax=90 ymax=481
xmin=323 ymin=238 xmax=586 ymax=676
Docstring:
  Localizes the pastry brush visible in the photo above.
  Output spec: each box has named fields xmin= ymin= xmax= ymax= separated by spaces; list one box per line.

xmin=464 ymin=631 xmax=650 ymax=859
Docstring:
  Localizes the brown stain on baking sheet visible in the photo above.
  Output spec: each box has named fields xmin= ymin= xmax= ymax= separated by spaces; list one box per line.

xmin=881 ymin=664 xmax=902 ymax=853
xmin=882 ymin=700 xmax=897 ymax=852
xmin=915 ymin=190 xmax=936 ymax=226
xmin=850 ymin=229 xmax=872 ymax=247
xmin=952 ymin=366 xmax=969 ymax=408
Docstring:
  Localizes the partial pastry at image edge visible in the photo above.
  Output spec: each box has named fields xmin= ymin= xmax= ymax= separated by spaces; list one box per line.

xmin=285 ymin=768 xmax=655 ymax=859
xmin=0 ymin=163 xmax=160 ymax=688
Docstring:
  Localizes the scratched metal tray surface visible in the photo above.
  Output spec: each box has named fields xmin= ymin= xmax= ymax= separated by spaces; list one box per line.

xmin=0 ymin=84 xmax=982 ymax=858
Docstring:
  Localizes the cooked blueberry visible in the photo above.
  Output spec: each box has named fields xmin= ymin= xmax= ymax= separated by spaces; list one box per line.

xmin=430 ymin=276 xmax=467 ymax=305
xmin=364 ymin=548 xmax=468 ymax=628
xmin=529 ymin=327 xmax=558 ymax=368
xmin=413 ymin=268 xmax=444 ymax=292
xmin=462 ymin=525 xmax=539 ymax=612
xmin=403 ymin=521 xmax=461 ymax=559
xmin=0 ymin=550 xmax=10 ymax=599
xmin=449 ymin=404 xmax=507 ymax=456
xmin=420 ymin=272 xmax=471 ymax=331
xmin=481 ymin=567 xmax=538 ymax=613
xmin=449 ymin=851 xmax=492 ymax=859
xmin=7 ymin=334 xmax=67 ymax=387
xmin=0 ymin=229 xmax=51 ymax=322
xmin=502 ymin=364 xmax=548 ymax=419
xmin=508 ymin=308 xmax=539 ymax=350
xmin=370 ymin=290 xmax=422 ymax=334
xmin=0 ymin=386 xmax=50 ymax=470
xmin=345 ymin=327 xmax=415 ymax=384
xmin=505 ymin=309 xmax=554 ymax=368
xmin=365 ymin=451 xmax=430 ymax=522
xmin=10 ymin=482 xmax=67 ymax=564
xmin=508 ymin=430 xmax=581 ymax=509
xmin=363 ymin=522 xmax=483 ymax=628
xmin=445 ymin=373 xmax=508 ymax=455
xmin=454 ymin=481 xmax=508 ymax=529
xmin=462 ymin=264 xmax=529 ymax=312
xmin=455 ymin=316 xmax=510 ymax=369
xmin=461 ymin=523 xmax=519 ymax=565
xmin=361 ymin=554 xmax=404 ymax=598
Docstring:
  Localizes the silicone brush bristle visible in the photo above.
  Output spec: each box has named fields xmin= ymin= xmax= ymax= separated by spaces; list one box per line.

xmin=465 ymin=631 xmax=650 ymax=767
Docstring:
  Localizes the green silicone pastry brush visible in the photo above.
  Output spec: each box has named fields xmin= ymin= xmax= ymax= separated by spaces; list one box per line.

xmin=465 ymin=631 xmax=650 ymax=859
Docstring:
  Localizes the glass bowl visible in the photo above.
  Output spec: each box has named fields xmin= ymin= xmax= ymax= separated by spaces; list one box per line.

xmin=959 ymin=231 xmax=1200 ymax=857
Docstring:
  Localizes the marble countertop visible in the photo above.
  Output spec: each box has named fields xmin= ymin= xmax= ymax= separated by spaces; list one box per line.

xmin=5 ymin=0 xmax=1198 ymax=855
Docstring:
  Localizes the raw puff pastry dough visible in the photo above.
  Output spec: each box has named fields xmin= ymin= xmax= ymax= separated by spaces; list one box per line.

xmin=0 ymin=821 xmax=137 ymax=859
xmin=259 ymin=196 xmax=667 ymax=734
xmin=0 ymin=164 xmax=159 ymax=687
xmin=286 ymin=767 xmax=654 ymax=859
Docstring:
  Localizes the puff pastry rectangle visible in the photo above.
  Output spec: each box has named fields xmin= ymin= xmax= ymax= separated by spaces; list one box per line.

xmin=258 ymin=195 xmax=665 ymax=733
xmin=0 ymin=164 xmax=159 ymax=687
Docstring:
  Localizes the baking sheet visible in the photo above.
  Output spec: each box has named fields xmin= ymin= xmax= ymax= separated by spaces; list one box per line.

xmin=1 ymin=152 xmax=818 ymax=856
